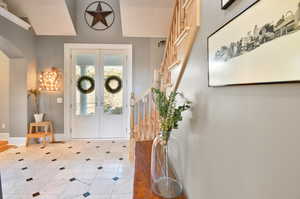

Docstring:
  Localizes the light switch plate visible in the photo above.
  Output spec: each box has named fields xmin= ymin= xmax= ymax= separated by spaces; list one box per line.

xmin=57 ymin=97 xmax=63 ymax=104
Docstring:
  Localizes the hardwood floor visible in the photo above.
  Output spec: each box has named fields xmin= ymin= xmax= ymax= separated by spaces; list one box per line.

xmin=133 ymin=141 xmax=187 ymax=199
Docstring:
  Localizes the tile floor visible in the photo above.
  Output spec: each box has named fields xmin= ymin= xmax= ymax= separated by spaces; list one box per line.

xmin=0 ymin=140 xmax=133 ymax=199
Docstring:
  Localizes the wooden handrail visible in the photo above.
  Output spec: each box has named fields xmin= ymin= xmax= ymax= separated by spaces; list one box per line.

xmin=129 ymin=0 xmax=200 ymax=162
xmin=160 ymin=0 xmax=200 ymax=91
xmin=174 ymin=26 xmax=199 ymax=90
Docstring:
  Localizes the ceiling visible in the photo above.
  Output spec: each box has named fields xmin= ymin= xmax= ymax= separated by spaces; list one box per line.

xmin=5 ymin=0 xmax=173 ymax=38
xmin=120 ymin=0 xmax=175 ymax=38
xmin=7 ymin=0 xmax=76 ymax=36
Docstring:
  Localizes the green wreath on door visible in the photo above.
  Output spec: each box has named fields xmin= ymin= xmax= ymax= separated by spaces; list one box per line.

xmin=77 ymin=76 xmax=95 ymax=94
xmin=105 ymin=75 xmax=122 ymax=94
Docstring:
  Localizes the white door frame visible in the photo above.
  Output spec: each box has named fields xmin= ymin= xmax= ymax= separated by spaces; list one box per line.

xmin=64 ymin=43 xmax=133 ymax=140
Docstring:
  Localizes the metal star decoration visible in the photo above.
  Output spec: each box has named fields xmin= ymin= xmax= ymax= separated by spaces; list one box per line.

xmin=84 ymin=1 xmax=115 ymax=30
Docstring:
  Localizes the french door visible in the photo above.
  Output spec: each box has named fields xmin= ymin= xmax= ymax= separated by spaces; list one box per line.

xmin=71 ymin=49 xmax=128 ymax=139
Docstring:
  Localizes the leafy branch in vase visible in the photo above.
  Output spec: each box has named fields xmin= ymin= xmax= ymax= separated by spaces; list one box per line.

xmin=152 ymin=88 xmax=191 ymax=144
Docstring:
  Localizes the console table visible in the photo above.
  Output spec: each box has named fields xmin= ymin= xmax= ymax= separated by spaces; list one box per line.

xmin=133 ymin=141 xmax=187 ymax=199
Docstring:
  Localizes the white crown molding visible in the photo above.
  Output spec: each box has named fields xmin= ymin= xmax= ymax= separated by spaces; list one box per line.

xmin=0 ymin=7 xmax=31 ymax=30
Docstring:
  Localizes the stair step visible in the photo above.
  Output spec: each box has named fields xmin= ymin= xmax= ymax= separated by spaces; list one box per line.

xmin=0 ymin=140 xmax=16 ymax=152
xmin=0 ymin=145 xmax=15 ymax=152
xmin=0 ymin=140 xmax=8 ymax=146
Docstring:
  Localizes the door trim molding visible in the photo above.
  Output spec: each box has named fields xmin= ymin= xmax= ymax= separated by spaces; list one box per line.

xmin=64 ymin=43 xmax=133 ymax=140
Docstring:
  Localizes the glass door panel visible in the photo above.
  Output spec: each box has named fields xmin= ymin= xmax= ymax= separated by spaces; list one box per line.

xmin=72 ymin=51 xmax=100 ymax=138
xmin=103 ymin=65 xmax=123 ymax=115
xmin=100 ymin=54 xmax=126 ymax=138
xmin=75 ymin=62 xmax=96 ymax=116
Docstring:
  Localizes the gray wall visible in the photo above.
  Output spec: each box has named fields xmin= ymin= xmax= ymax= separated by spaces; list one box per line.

xmin=36 ymin=0 xmax=164 ymax=133
xmin=171 ymin=0 xmax=300 ymax=199
xmin=0 ymin=15 xmax=37 ymax=137
xmin=10 ymin=58 xmax=28 ymax=137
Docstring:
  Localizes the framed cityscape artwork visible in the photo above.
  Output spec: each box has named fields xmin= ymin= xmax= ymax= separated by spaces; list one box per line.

xmin=222 ymin=0 xmax=235 ymax=9
xmin=208 ymin=0 xmax=300 ymax=86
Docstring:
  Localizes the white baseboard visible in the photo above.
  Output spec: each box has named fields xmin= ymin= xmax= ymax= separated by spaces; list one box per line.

xmin=8 ymin=137 xmax=26 ymax=146
xmin=55 ymin=134 xmax=66 ymax=142
xmin=8 ymin=134 xmax=66 ymax=146
xmin=71 ymin=137 xmax=130 ymax=141
xmin=0 ymin=133 xmax=9 ymax=140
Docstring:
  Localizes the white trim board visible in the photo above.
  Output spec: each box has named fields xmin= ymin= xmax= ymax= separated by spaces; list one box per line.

xmin=0 ymin=133 xmax=9 ymax=140
xmin=8 ymin=137 xmax=26 ymax=146
xmin=0 ymin=7 xmax=31 ymax=30
xmin=55 ymin=134 xmax=66 ymax=142
xmin=72 ymin=138 xmax=130 ymax=141
xmin=64 ymin=43 xmax=133 ymax=140
xmin=8 ymin=134 xmax=67 ymax=147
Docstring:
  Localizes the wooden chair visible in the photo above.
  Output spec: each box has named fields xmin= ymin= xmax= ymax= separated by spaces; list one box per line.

xmin=26 ymin=121 xmax=55 ymax=147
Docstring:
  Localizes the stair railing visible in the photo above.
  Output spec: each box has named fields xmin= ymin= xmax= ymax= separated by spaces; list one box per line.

xmin=129 ymin=0 xmax=200 ymax=161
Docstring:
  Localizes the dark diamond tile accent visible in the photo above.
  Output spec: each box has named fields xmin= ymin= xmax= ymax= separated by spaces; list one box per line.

xmin=122 ymin=145 xmax=127 ymax=148
xmin=112 ymin=141 xmax=115 ymax=143
xmin=106 ymin=151 xmax=110 ymax=154
xmin=86 ymin=158 xmax=91 ymax=161
xmin=69 ymin=177 xmax=76 ymax=182
xmin=51 ymin=159 xmax=57 ymax=162
xmin=96 ymin=146 xmax=100 ymax=148
xmin=83 ymin=192 xmax=91 ymax=198
xmin=16 ymin=152 xmax=21 ymax=155
xmin=87 ymin=141 xmax=91 ymax=144
xmin=68 ymin=146 xmax=72 ymax=149
xmin=40 ymin=146 xmax=45 ymax=149
xmin=112 ymin=177 xmax=119 ymax=181
xmin=26 ymin=178 xmax=33 ymax=182
xmin=18 ymin=158 xmax=24 ymax=162
xmin=119 ymin=158 xmax=124 ymax=161
xmin=45 ymin=152 xmax=51 ymax=155
xmin=97 ymin=166 xmax=103 ymax=170
xmin=21 ymin=167 xmax=28 ymax=170
xmin=76 ymin=152 xmax=81 ymax=154
xmin=32 ymin=192 xmax=40 ymax=197
xmin=59 ymin=167 xmax=65 ymax=170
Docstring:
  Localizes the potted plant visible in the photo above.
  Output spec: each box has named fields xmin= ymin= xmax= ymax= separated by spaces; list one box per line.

xmin=28 ymin=89 xmax=44 ymax=122
xmin=151 ymin=88 xmax=191 ymax=198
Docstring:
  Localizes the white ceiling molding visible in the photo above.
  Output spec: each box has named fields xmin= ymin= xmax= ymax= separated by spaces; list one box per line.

xmin=7 ymin=0 xmax=76 ymax=36
xmin=0 ymin=7 xmax=31 ymax=30
xmin=120 ymin=0 xmax=174 ymax=38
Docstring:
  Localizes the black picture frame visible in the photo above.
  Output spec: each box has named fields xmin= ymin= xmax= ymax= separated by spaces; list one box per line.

xmin=221 ymin=0 xmax=235 ymax=9
xmin=208 ymin=0 xmax=300 ymax=87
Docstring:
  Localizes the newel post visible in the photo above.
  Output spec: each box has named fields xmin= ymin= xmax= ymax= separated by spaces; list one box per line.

xmin=130 ymin=92 xmax=135 ymax=139
xmin=129 ymin=92 xmax=135 ymax=162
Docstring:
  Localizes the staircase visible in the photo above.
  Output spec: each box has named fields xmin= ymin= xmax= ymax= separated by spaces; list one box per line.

xmin=129 ymin=0 xmax=200 ymax=161
xmin=0 ymin=140 xmax=15 ymax=152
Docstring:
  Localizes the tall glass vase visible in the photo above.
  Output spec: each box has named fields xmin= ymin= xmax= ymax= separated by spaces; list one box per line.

xmin=151 ymin=133 xmax=183 ymax=198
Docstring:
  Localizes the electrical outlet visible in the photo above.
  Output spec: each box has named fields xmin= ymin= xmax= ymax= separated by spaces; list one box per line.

xmin=57 ymin=97 xmax=63 ymax=104
xmin=1 ymin=123 xmax=6 ymax=129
